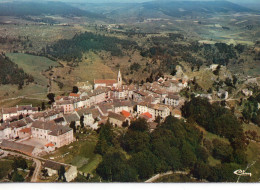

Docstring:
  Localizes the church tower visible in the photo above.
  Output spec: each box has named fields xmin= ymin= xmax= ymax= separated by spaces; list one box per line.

xmin=117 ymin=69 xmax=122 ymax=88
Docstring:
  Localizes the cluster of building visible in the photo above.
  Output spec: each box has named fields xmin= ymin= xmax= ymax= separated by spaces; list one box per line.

xmin=0 ymin=70 xmax=188 ymax=156
xmin=51 ymin=70 xmax=187 ymax=131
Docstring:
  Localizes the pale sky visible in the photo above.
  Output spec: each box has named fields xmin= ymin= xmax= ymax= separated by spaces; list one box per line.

xmin=0 ymin=0 xmax=259 ymax=4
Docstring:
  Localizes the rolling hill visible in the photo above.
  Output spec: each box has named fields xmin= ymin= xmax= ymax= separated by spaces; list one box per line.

xmin=74 ymin=0 xmax=256 ymax=20
xmin=0 ymin=1 xmax=104 ymax=18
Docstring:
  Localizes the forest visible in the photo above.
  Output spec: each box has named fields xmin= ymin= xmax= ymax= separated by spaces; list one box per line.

xmin=93 ymin=97 xmax=249 ymax=182
xmin=43 ymin=32 xmax=138 ymax=62
xmin=140 ymin=35 xmax=245 ymax=72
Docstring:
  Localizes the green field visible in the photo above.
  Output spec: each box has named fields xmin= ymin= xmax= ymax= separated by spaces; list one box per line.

xmin=44 ymin=133 xmax=102 ymax=174
xmin=0 ymin=159 xmax=13 ymax=180
xmin=6 ymin=53 xmax=59 ymax=86
xmin=0 ymin=53 xmax=60 ymax=100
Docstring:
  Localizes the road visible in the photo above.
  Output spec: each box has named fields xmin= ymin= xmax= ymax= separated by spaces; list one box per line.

xmin=3 ymin=150 xmax=41 ymax=182
xmin=31 ymin=158 xmax=41 ymax=182
xmin=145 ymin=171 xmax=188 ymax=183
xmin=209 ymin=98 xmax=240 ymax=103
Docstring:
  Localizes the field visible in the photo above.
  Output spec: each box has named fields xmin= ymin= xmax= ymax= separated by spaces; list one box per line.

xmin=43 ymin=133 xmax=102 ymax=174
xmin=6 ymin=53 xmax=59 ymax=86
xmin=0 ymin=98 xmax=48 ymax=109
xmin=0 ymin=159 xmax=13 ymax=180
xmin=50 ymin=51 xmax=117 ymax=91
xmin=0 ymin=53 xmax=61 ymax=102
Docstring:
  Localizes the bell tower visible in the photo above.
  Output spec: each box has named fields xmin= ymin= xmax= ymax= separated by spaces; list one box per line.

xmin=117 ymin=69 xmax=122 ymax=88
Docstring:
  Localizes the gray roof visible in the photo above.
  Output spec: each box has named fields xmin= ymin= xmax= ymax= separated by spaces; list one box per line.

xmin=0 ymin=140 xmax=35 ymax=155
xmin=43 ymin=160 xmax=64 ymax=171
xmin=108 ymin=112 xmax=126 ymax=122
xmin=76 ymin=108 xmax=92 ymax=117
xmin=31 ymin=121 xmax=72 ymax=136
xmin=63 ymin=114 xmax=80 ymax=123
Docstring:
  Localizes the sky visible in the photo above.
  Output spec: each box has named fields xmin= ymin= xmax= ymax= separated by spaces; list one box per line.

xmin=0 ymin=0 xmax=259 ymax=4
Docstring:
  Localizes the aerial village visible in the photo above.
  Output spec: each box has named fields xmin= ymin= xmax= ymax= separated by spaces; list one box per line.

xmin=0 ymin=69 xmax=189 ymax=181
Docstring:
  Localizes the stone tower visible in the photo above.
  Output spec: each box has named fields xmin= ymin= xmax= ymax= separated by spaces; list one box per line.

xmin=117 ymin=69 xmax=122 ymax=88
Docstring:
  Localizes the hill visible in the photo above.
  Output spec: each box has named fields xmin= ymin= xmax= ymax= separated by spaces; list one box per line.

xmin=0 ymin=53 xmax=33 ymax=88
xmin=75 ymin=1 xmax=256 ymax=21
xmin=142 ymin=1 xmax=255 ymax=17
xmin=0 ymin=1 xmax=104 ymax=18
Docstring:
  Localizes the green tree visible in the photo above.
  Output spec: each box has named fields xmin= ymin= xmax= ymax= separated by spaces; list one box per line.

xmin=72 ymin=86 xmax=79 ymax=93
xmin=41 ymin=102 xmax=46 ymax=111
xmin=181 ymin=142 xmax=197 ymax=168
xmin=96 ymin=151 xmax=137 ymax=182
xmin=47 ymin=93 xmax=55 ymax=104
xmin=11 ymin=171 xmax=24 ymax=182
xmin=94 ymin=121 xmax=114 ymax=155
xmin=58 ymin=165 xmax=66 ymax=182
xmin=212 ymin=139 xmax=233 ymax=163
xmin=69 ymin=121 xmax=76 ymax=133
xmin=191 ymin=161 xmax=210 ymax=181
xmin=129 ymin=150 xmax=158 ymax=180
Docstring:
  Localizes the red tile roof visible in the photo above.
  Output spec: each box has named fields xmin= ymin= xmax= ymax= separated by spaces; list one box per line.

xmin=94 ymin=79 xmax=117 ymax=85
xmin=69 ymin=93 xmax=80 ymax=98
xmin=173 ymin=109 xmax=182 ymax=116
xmin=141 ymin=112 xmax=152 ymax=119
xmin=121 ymin=110 xmax=131 ymax=118
xmin=20 ymin=128 xmax=31 ymax=133
xmin=45 ymin=143 xmax=55 ymax=147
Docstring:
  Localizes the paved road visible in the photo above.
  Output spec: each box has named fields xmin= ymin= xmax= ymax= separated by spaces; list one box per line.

xmin=31 ymin=158 xmax=41 ymax=182
xmin=3 ymin=150 xmax=41 ymax=182
xmin=145 ymin=171 xmax=188 ymax=183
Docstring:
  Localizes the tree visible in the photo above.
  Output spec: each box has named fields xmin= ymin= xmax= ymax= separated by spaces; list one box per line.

xmin=94 ymin=121 xmax=114 ymax=155
xmin=121 ymin=130 xmax=150 ymax=153
xmin=154 ymin=116 xmax=161 ymax=124
xmin=129 ymin=150 xmax=158 ymax=180
xmin=181 ymin=142 xmax=197 ymax=168
xmin=58 ymin=165 xmax=66 ymax=182
xmin=122 ymin=120 xmax=129 ymax=127
xmin=72 ymin=86 xmax=79 ymax=93
xmin=42 ymin=169 xmax=49 ymax=178
xmin=128 ymin=118 xmax=149 ymax=132
xmin=196 ymin=146 xmax=209 ymax=163
xmin=12 ymin=157 xmax=28 ymax=170
xmin=69 ymin=121 xmax=76 ymax=133
xmin=212 ymin=139 xmax=233 ymax=163
xmin=47 ymin=93 xmax=55 ymax=104
xmin=191 ymin=162 xmax=210 ymax=181
xmin=11 ymin=171 xmax=24 ymax=182
xmin=19 ymin=114 xmax=23 ymax=120
xmin=96 ymin=151 xmax=138 ymax=182
xmin=29 ymin=166 xmax=35 ymax=177
xmin=208 ymin=163 xmax=241 ymax=182
xmin=213 ymin=65 xmax=221 ymax=75
xmin=80 ymin=116 xmax=84 ymax=128
xmin=171 ymin=67 xmax=177 ymax=76
xmin=41 ymin=102 xmax=46 ymax=111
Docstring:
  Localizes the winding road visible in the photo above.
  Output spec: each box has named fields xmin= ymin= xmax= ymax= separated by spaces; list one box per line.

xmin=3 ymin=150 xmax=41 ymax=182
xmin=31 ymin=158 xmax=41 ymax=182
xmin=145 ymin=171 xmax=188 ymax=183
